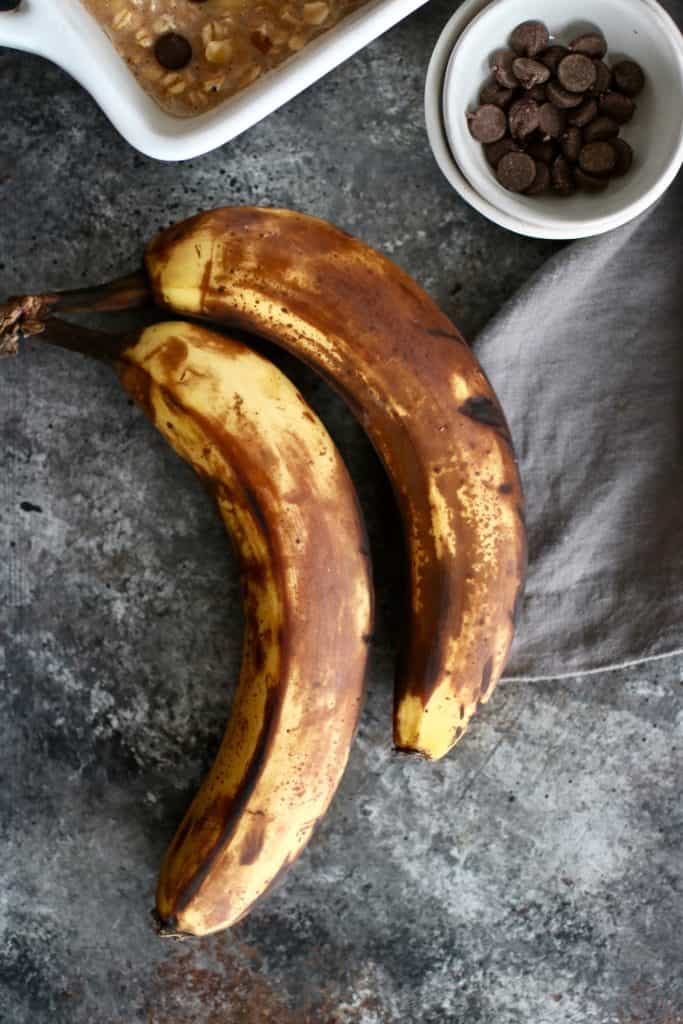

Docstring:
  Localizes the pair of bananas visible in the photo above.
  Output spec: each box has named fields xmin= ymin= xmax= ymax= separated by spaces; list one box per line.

xmin=0 ymin=207 xmax=525 ymax=937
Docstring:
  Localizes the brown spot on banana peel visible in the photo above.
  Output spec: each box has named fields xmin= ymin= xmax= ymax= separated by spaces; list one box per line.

xmin=144 ymin=208 xmax=526 ymax=761
xmin=238 ymin=813 xmax=267 ymax=866
xmin=458 ymin=395 xmax=514 ymax=449
xmin=423 ymin=326 xmax=468 ymax=345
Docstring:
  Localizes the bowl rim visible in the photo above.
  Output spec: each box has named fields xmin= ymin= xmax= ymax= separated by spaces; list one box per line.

xmin=425 ymin=0 xmax=683 ymax=239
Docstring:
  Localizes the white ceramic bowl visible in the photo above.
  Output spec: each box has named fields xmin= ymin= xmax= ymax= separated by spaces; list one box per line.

xmin=429 ymin=0 xmax=683 ymax=238
xmin=425 ymin=0 xmax=563 ymax=237
xmin=0 ymin=0 xmax=427 ymax=161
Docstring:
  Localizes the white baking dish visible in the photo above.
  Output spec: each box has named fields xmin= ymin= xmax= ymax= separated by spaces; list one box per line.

xmin=0 ymin=0 xmax=427 ymax=161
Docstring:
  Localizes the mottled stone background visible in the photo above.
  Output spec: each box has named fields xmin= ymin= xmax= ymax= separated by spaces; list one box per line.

xmin=1 ymin=2 xmax=681 ymax=1022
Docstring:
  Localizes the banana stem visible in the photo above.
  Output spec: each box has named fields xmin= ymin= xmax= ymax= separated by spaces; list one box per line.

xmin=0 ymin=270 xmax=150 ymax=357
xmin=41 ymin=271 xmax=151 ymax=314
xmin=0 ymin=312 xmax=128 ymax=362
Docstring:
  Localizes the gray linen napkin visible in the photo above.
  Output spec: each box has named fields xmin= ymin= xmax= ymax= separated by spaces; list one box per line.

xmin=475 ymin=173 xmax=683 ymax=679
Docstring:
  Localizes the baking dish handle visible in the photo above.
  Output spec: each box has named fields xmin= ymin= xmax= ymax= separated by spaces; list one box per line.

xmin=0 ymin=0 xmax=73 ymax=63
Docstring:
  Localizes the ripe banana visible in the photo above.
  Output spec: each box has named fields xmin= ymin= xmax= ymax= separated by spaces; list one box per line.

xmin=1 ymin=205 xmax=526 ymax=760
xmin=1 ymin=315 xmax=372 ymax=936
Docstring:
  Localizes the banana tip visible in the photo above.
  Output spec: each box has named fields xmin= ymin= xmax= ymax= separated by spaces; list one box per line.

xmin=151 ymin=908 xmax=188 ymax=941
xmin=392 ymin=744 xmax=434 ymax=761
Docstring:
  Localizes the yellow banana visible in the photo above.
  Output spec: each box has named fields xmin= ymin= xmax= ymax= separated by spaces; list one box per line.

xmin=1 ymin=315 xmax=372 ymax=936
xmin=144 ymin=209 xmax=527 ymax=759
xmin=1 ymin=205 xmax=526 ymax=760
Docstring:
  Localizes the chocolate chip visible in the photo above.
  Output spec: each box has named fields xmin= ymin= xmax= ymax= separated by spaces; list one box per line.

xmin=538 ymin=102 xmax=565 ymax=139
xmin=508 ymin=96 xmax=540 ymax=139
xmin=484 ymin=137 xmax=521 ymax=167
xmin=467 ymin=104 xmax=508 ymax=143
xmin=497 ymin=151 xmax=537 ymax=192
xmin=557 ymin=53 xmax=597 ymax=93
xmin=512 ymin=57 xmax=551 ymax=89
xmin=589 ymin=60 xmax=612 ymax=95
xmin=612 ymin=59 xmax=645 ymax=96
xmin=510 ymin=20 xmax=549 ymax=57
xmin=568 ymin=96 xmax=598 ymax=127
xmin=492 ymin=49 xmax=519 ymax=89
xmin=524 ymin=161 xmax=551 ymax=194
xmin=250 ymin=29 xmax=273 ymax=54
xmin=526 ymin=139 xmax=557 ymax=164
xmin=569 ymin=32 xmax=607 ymax=59
xmin=527 ymin=84 xmax=548 ymax=103
xmin=470 ymin=21 xmax=640 ymax=200
xmin=479 ymin=80 xmax=517 ymax=108
xmin=574 ymin=167 xmax=609 ymax=191
xmin=579 ymin=141 xmax=617 ymax=175
xmin=583 ymin=115 xmax=619 ymax=142
xmin=154 ymin=32 xmax=192 ymax=70
xmin=539 ymin=45 xmax=568 ymax=74
xmin=599 ymin=91 xmax=635 ymax=123
xmin=545 ymin=80 xmax=584 ymax=109
xmin=551 ymin=154 xmax=575 ymax=195
xmin=560 ymin=126 xmax=582 ymax=162
xmin=610 ymin=137 xmax=634 ymax=176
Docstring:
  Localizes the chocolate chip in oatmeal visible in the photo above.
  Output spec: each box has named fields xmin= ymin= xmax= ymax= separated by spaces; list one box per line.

xmin=510 ymin=20 xmax=549 ymax=57
xmin=467 ymin=104 xmax=508 ymax=143
xmin=154 ymin=32 xmax=192 ymax=70
xmin=496 ymin=151 xmax=537 ymax=192
xmin=557 ymin=52 xmax=597 ymax=92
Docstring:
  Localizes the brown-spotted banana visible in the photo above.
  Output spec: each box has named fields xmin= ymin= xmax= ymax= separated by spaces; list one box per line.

xmin=0 ymin=205 xmax=526 ymax=760
xmin=0 ymin=315 xmax=372 ymax=936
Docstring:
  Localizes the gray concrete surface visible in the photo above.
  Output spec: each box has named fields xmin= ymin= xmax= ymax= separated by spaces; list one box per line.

xmin=1 ymin=2 xmax=681 ymax=1021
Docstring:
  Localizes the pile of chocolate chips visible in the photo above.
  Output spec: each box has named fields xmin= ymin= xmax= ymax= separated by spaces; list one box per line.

xmin=467 ymin=20 xmax=645 ymax=196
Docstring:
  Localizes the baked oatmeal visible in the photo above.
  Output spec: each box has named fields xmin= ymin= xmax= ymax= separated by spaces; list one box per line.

xmin=79 ymin=0 xmax=370 ymax=117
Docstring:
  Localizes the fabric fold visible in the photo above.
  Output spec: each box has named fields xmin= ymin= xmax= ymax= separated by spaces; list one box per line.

xmin=474 ymin=174 xmax=683 ymax=678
